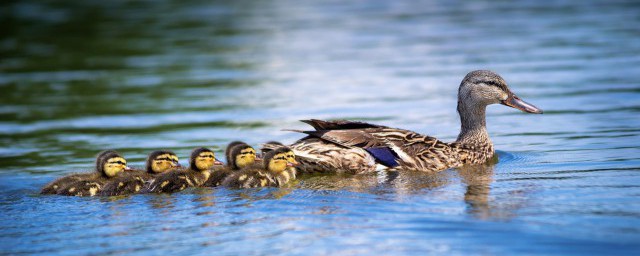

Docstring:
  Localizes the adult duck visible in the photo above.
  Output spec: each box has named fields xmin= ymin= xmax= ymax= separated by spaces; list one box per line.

xmin=284 ymin=70 xmax=543 ymax=174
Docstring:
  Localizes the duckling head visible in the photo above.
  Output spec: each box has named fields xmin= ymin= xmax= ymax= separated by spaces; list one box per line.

xmin=283 ymin=148 xmax=299 ymax=166
xmin=458 ymin=70 xmax=542 ymax=114
xmin=229 ymin=144 xmax=257 ymax=169
xmin=263 ymin=147 xmax=294 ymax=173
xmin=98 ymin=151 xmax=129 ymax=178
xmin=146 ymin=150 xmax=180 ymax=174
xmin=225 ymin=141 xmax=248 ymax=166
xmin=190 ymin=147 xmax=223 ymax=171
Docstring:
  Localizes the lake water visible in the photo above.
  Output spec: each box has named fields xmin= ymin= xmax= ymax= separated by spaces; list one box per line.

xmin=1 ymin=0 xmax=640 ymax=254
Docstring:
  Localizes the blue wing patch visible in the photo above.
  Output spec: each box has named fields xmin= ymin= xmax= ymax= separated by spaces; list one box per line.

xmin=365 ymin=147 xmax=399 ymax=167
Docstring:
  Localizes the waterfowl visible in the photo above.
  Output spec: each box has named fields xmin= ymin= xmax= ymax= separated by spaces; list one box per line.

xmin=146 ymin=147 xmax=222 ymax=193
xmin=204 ymin=142 xmax=258 ymax=187
xmin=222 ymin=147 xmax=297 ymax=188
xmin=284 ymin=70 xmax=543 ymax=174
xmin=42 ymin=151 xmax=130 ymax=196
xmin=40 ymin=150 xmax=118 ymax=194
xmin=100 ymin=150 xmax=180 ymax=196
xmin=261 ymin=142 xmax=299 ymax=179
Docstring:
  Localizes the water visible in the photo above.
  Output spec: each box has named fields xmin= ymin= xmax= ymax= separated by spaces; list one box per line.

xmin=2 ymin=0 xmax=640 ymax=254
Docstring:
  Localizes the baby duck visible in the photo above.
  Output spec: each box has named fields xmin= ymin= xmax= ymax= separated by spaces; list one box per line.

xmin=261 ymin=142 xmax=298 ymax=180
xmin=222 ymin=147 xmax=297 ymax=188
xmin=100 ymin=150 xmax=180 ymax=196
xmin=205 ymin=142 xmax=259 ymax=187
xmin=41 ymin=150 xmax=118 ymax=194
xmin=146 ymin=147 xmax=222 ymax=193
xmin=42 ymin=151 xmax=130 ymax=196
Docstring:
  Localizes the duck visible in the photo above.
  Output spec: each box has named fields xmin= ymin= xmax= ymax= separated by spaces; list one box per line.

xmin=99 ymin=150 xmax=180 ymax=196
xmin=41 ymin=150 xmax=117 ymax=194
xmin=222 ymin=147 xmax=297 ymax=188
xmin=263 ymin=143 xmax=299 ymax=180
xmin=41 ymin=150 xmax=130 ymax=196
xmin=204 ymin=142 xmax=259 ymax=187
xmin=280 ymin=70 xmax=543 ymax=174
xmin=146 ymin=147 xmax=222 ymax=193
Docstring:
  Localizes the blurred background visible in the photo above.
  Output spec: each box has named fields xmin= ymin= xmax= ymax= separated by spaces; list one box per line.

xmin=1 ymin=0 xmax=639 ymax=254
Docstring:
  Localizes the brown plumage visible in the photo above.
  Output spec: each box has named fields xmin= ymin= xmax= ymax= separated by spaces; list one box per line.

xmin=222 ymin=147 xmax=296 ymax=188
xmin=204 ymin=142 xmax=258 ymax=187
xmin=284 ymin=70 xmax=543 ymax=173
xmin=41 ymin=150 xmax=130 ymax=196
xmin=100 ymin=150 xmax=180 ymax=196
xmin=146 ymin=147 xmax=222 ymax=193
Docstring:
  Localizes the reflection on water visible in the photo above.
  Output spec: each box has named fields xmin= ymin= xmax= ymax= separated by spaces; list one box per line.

xmin=2 ymin=0 xmax=640 ymax=254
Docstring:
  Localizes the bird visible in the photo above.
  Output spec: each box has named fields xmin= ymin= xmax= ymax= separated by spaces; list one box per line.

xmin=99 ymin=150 xmax=180 ymax=196
xmin=222 ymin=147 xmax=297 ymax=188
xmin=280 ymin=70 xmax=543 ymax=174
xmin=41 ymin=150 xmax=130 ymax=196
xmin=204 ymin=142 xmax=259 ymax=187
xmin=145 ymin=147 xmax=222 ymax=193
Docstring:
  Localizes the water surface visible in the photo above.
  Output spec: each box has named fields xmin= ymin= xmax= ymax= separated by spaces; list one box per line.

xmin=2 ymin=0 xmax=640 ymax=254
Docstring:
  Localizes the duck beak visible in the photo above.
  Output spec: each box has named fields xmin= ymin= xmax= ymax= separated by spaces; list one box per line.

xmin=501 ymin=93 xmax=543 ymax=114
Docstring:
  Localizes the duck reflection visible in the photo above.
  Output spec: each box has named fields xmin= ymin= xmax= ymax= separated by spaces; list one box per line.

xmin=457 ymin=159 xmax=495 ymax=220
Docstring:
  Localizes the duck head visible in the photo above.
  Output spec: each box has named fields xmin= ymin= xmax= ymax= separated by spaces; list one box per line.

xmin=190 ymin=147 xmax=223 ymax=171
xmin=229 ymin=144 xmax=257 ymax=169
xmin=146 ymin=150 xmax=180 ymax=174
xmin=458 ymin=70 xmax=543 ymax=114
xmin=97 ymin=151 xmax=129 ymax=178
xmin=263 ymin=147 xmax=296 ymax=173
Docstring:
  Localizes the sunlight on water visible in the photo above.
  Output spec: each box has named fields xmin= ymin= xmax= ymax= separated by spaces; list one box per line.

xmin=1 ymin=0 xmax=640 ymax=254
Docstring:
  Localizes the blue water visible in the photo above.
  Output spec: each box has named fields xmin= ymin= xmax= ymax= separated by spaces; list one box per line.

xmin=2 ymin=0 xmax=640 ymax=254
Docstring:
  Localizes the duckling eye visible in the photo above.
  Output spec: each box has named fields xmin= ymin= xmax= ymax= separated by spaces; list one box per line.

xmin=274 ymin=156 xmax=286 ymax=161
xmin=109 ymin=161 xmax=126 ymax=165
xmin=156 ymin=157 xmax=172 ymax=161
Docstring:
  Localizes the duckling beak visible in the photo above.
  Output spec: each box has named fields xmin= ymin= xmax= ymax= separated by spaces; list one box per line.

xmin=254 ymin=157 xmax=262 ymax=162
xmin=175 ymin=162 xmax=182 ymax=168
xmin=291 ymin=161 xmax=300 ymax=166
xmin=124 ymin=166 xmax=132 ymax=171
xmin=286 ymin=162 xmax=294 ymax=167
xmin=501 ymin=93 xmax=543 ymax=114
xmin=214 ymin=160 xmax=224 ymax=166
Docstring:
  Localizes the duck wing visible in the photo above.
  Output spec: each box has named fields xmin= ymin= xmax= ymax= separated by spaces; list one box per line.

xmin=301 ymin=119 xmax=386 ymax=130
xmin=297 ymin=120 xmax=459 ymax=171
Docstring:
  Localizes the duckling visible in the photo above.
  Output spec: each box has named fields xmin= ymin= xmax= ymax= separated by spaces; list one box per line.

xmin=204 ymin=142 xmax=258 ymax=187
xmin=41 ymin=150 xmax=124 ymax=195
xmin=52 ymin=151 xmax=129 ymax=196
xmin=100 ymin=150 xmax=180 ymax=196
xmin=146 ymin=147 xmax=222 ymax=193
xmin=282 ymin=70 xmax=543 ymax=173
xmin=222 ymin=147 xmax=296 ymax=188
xmin=261 ymin=142 xmax=298 ymax=180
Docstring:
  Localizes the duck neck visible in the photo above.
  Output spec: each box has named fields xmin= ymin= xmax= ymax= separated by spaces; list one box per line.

xmin=455 ymin=101 xmax=492 ymax=147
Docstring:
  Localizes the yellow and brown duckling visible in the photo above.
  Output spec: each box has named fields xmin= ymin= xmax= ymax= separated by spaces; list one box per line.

xmin=41 ymin=150 xmax=130 ymax=196
xmin=146 ymin=147 xmax=222 ymax=193
xmin=205 ymin=142 xmax=259 ymax=187
xmin=261 ymin=142 xmax=298 ymax=180
xmin=100 ymin=150 xmax=180 ymax=196
xmin=221 ymin=147 xmax=297 ymax=188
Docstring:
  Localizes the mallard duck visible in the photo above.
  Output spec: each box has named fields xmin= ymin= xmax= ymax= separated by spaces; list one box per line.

xmin=283 ymin=70 xmax=543 ymax=174
xmin=41 ymin=150 xmax=117 ymax=194
xmin=100 ymin=150 xmax=180 ymax=196
xmin=41 ymin=150 xmax=130 ymax=196
xmin=204 ymin=142 xmax=258 ymax=187
xmin=146 ymin=147 xmax=222 ymax=193
xmin=222 ymin=147 xmax=297 ymax=188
